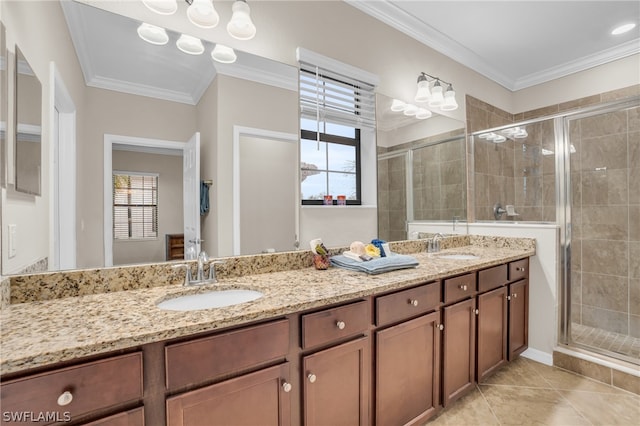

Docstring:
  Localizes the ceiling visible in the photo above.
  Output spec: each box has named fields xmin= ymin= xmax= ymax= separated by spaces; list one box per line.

xmin=349 ymin=0 xmax=640 ymax=91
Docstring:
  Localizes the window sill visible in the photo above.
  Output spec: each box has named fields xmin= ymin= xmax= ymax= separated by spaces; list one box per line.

xmin=301 ymin=204 xmax=377 ymax=209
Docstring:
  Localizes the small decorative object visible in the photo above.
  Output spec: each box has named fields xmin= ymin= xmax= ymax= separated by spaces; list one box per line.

xmin=310 ymin=238 xmax=330 ymax=270
xmin=323 ymin=195 xmax=333 ymax=205
xmin=337 ymin=195 xmax=346 ymax=206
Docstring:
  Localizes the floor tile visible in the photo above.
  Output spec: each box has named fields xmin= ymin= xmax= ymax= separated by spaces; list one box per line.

xmin=480 ymin=357 xmax=549 ymax=388
xmin=427 ymin=387 xmax=498 ymax=425
xmin=526 ymin=359 xmax=629 ymax=394
xmin=559 ymin=390 xmax=640 ymax=425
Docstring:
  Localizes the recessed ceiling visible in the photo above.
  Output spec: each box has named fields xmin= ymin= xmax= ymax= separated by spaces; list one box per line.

xmin=348 ymin=0 xmax=640 ymax=91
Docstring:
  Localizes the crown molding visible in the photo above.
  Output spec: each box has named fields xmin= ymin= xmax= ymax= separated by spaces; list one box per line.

xmin=346 ymin=0 xmax=640 ymax=92
xmin=215 ymin=60 xmax=298 ymax=92
xmin=87 ymin=75 xmax=199 ymax=105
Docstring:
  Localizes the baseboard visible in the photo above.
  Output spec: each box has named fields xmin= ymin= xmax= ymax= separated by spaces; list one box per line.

xmin=521 ymin=347 xmax=553 ymax=366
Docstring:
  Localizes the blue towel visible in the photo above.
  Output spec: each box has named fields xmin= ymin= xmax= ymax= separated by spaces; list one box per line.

xmin=200 ymin=181 xmax=209 ymax=216
xmin=330 ymin=254 xmax=419 ymax=275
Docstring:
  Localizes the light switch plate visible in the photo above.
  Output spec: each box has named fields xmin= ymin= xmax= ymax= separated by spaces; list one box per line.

xmin=8 ymin=224 xmax=16 ymax=258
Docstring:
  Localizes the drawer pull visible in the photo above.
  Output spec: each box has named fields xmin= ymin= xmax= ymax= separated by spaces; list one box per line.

xmin=516 ymin=267 xmax=526 ymax=272
xmin=438 ymin=324 xmax=444 ymax=331
xmin=336 ymin=321 xmax=346 ymax=330
xmin=282 ymin=382 xmax=292 ymax=393
xmin=512 ymin=293 xmax=518 ymax=299
xmin=57 ymin=391 xmax=73 ymax=406
xmin=308 ymin=373 xmax=317 ymax=383
xmin=409 ymin=299 xmax=419 ymax=307
xmin=459 ymin=284 xmax=468 ymax=291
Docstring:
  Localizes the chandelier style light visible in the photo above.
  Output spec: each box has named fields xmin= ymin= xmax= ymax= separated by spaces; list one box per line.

xmin=414 ymin=72 xmax=458 ymax=111
xmin=139 ymin=0 xmax=257 ymax=63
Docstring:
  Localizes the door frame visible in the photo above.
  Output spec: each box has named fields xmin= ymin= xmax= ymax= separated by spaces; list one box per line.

xmin=103 ymin=134 xmax=185 ymax=267
xmin=232 ymin=126 xmax=298 ymax=256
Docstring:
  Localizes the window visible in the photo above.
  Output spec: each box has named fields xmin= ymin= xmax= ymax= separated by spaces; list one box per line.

xmin=113 ymin=172 xmax=158 ymax=240
xmin=299 ymin=64 xmax=375 ymax=205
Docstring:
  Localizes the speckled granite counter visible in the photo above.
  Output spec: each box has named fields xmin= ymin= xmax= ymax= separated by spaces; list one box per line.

xmin=0 ymin=237 xmax=534 ymax=376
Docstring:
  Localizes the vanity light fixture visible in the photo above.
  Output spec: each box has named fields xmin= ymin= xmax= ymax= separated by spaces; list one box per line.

xmin=211 ymin=44 xmax=237 ymax=63
xmin=141 ymin=0 xmax=256 ymax=39
xmin=403 ymin=104 xmax=418 ymax=116
xmin=137 ymin=23 xmax=169 ymax=45
xmin=389 ymin=99 xmax=432 ymax=120
xmin=414 ymin=72 xmax=458 ymax=111
xmin=478 ymin=126 xmax=528 ymax=143
xmin=176 ymin=34 xmax=205 ymax=55
xmin=390 ymin=99 xmax=406 ymax=112
xmin=415 ymin=108 xmax=432 ymax=120
xmin=611 ymin=22 xmax=636 ymax=35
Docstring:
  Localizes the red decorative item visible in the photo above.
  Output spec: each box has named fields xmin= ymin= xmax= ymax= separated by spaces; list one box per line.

xmin=313 ymin=254 xmax=330 ymax=270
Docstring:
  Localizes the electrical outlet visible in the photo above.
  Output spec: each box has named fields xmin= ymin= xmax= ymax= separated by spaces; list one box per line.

xmin=8 ymin=224 xmax=17 ymax=258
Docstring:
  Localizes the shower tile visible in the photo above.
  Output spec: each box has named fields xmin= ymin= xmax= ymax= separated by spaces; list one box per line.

xmin=630 ymin=244 xmax=640 ymax=277
xmin=601 ymin=85 xmax=640 ymax=103
xmin=572 ymin=303 xmax=582 ymax=323
xmin=514 ymin=176 xmax=542 ymax=207
xmin=571 ymin=239 xmax=582 ymax=271
xmin=612 ymin=368 xmax=640 ymax=395
xmin=579 ymin=110 xmax=628 ymax=139
xmin=543 ymin=174 xmax=555 ymax=206
xmin=581 ymin=171 xmax=608 ymax=205
xmin=581 ymin=133 xmax=628 ymax=171
xmin=559 ymin=94 xmax=602 ymax=113
xmin=629 ymin=108 xmax=640 ymax=132
xmin=522 ymin=104 xmax=560 ymax=120
xmin=630 ymin=211 xmax=640 ymax=242
xmin=582 ymin=205 xmax=628 ymax=240
xmin=582 ymin=271 xmax=629 ymax=311
xmin=542 ymin=206 xmax=556 ymax=222
xmin=581 ymin=240 xmax=628 ymax=277
xmin=630 ymin=166 xmax=640 ymax=205
xmin=631 ymin=278 xmax=640 ymax=315
xmin=607 ymin=169 xmax=629 ymax=205
xmin=515 ymin=206 xmax=543 ymax=222
xmin=630 ymin=314 xmax=640 ymax=339
xmin=553 ymin=352 xmax=612 ymax=384
xmin=441 ymin=160 xmax=465 ymax=185
xmin=560 ymin=390 xmax=640 ymax=425
xmin=582 ymin=304 xmax=629 ymax=334
xmin=475 ymin=174 xmax=489 ymax=207
xmin=571 ymin=271 xmax=582 ymax=305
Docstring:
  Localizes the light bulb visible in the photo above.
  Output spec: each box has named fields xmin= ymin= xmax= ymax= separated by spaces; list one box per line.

xmin=441 ymin=85 xmax=458 ymax=111
xmin=403 ymin=104 xmax=418 ymax=116
xmin=414 ymin=74 xmax=431 ymax=102
xmin=141 ymin=0 xmax=177 ymax=15
xmin=176 ymin=34 xmax=204 ymax=55
xmin=137 ymin=23 xmax=169 ymax=45
xmin=390 ymin=99 xmax=406 ymax=112
xmin=227 ymin=0 xmax=256 ymax=40
xmin=415 ymin=108 xmax=432 ymax=119
xmin=187 ymin=0 xmax=219 ymax=28
xmin=427 ymin=81 xmax=444 ymax=107
xmin=211 ymin=44 xmax=237 ymax=63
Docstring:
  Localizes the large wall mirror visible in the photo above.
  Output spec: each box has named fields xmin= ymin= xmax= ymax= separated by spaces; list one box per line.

xmin=376 ymin=93 xmax=466 ymax=242
xmin=1 ymin=21 xmax=7 ymax=188
xmin=14 ymin=46 xmax=42 ymax=195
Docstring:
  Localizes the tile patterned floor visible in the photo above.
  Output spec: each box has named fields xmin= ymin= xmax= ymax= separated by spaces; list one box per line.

xmin=426 ymin=357 xmax=640 ymax=425
xmin=572 ymin=323 xmax=640 ymax=362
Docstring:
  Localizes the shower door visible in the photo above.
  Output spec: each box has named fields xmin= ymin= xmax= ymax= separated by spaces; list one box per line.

xmin=564 ymin=100 xmax=639 ymax=364
xmin=377 ymin=151 xmax=410 ymax=242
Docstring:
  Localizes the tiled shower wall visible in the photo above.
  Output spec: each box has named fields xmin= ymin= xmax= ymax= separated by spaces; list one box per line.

xmin=570 ymin=105 xmax=640 ymax=338
xmin=377 ymin=154 xmax=407 ymax=242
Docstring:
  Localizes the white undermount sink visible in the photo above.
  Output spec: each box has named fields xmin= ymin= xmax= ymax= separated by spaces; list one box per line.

xmin=436 ymin=254 xmax=480 ymax=260
xmin=157 ymin=289 xmax=264 ymax=311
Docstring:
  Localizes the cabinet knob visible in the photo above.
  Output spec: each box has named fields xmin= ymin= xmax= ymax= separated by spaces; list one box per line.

xmin=57 ymin=390 xmax=73 ymax=406
xmin=336 ymin=320 xmax=346 ymax=330
xmin=438 ymin=324 xmax=444 ymax=331
xmin=282 ymin=382 xmax=292 ymax=393
xmin=517 ymin=267 xmax=526 ymax=272
xmin=409 ymin=299 xmax=419 ymax=307
xmin=308 ymin=373 xmax=317 ymax=383
xmin=475 ymin=309 xmax=479 ymax=315
xmin=512 ymin=293 xmax=518 ymax=299
xmin=459 ymin=284 xmax=468 ymax=291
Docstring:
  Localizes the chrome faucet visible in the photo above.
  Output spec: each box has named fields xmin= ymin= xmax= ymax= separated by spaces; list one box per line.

xmin=428 ymin=233 xmax=445 ymax=253
xmin=172 ymin=251 xmax=225 ymax=286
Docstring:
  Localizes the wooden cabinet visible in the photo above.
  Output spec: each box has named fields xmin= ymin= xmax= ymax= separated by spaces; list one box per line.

xmin=83 ymin=408 xmax=144 ymax=426
xmin=476 ymin=286 xmax=508 ymax=382
xmin=375 ymin=312 xmax=440 ymax=426
xmin=165 ymin=234 xmax=184 ymax=260
xmin=166 ymin=363 xmax=291 ymax=426
xmin=0 ymin=352 xmax=143 ymax=425
xmin=441 ymin=297 xmax=476 ymax=407
xmin=375 ymin=282 xmax=440 ymax=327
xmin=301 ymin=301 xmax=369 ymax=349
xmin=508 ymin=279 xmax=529 ymax=360
xmin=302 ymin=337 xmax=369 ymax=426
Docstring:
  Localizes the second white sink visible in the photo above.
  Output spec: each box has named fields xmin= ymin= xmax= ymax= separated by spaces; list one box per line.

xmin=157 ymin=289 xmax=264 ymax=311
xmin=437 ymin=254 xmax=480 ymax=260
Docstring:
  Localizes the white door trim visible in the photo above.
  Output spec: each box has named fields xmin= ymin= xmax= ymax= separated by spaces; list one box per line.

xmin=50 ymin=62 xmax=77 ymax=270
xmin=232 ymin=126 xmax=299 ymax=256
xmin=103 ymin=134 xmax=185 ymax=267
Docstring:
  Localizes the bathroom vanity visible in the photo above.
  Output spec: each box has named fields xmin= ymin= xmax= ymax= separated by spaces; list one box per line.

xmin=0 ymin=237 xmax=533 ymax=425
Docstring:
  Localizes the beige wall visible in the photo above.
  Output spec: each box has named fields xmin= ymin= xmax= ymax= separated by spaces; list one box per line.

xmin=112 ymin=150 xmax=183 ymax=266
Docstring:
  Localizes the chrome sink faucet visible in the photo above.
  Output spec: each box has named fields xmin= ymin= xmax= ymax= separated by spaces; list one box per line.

xmin=172 ymin=251 xmax=225 ymax=286
xmin=428 ymin=233 xmax=445 ymax=253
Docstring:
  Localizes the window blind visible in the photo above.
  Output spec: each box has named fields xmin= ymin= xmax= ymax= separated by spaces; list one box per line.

xmin=299 ymin=63 xmax=376 ymax=129
xmin=113 ymin=173 xmax=158 ymax=240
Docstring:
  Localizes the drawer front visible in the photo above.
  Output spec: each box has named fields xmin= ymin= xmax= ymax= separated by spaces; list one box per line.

xmin=165 ymin=319 xmax=289 ymax=391
xmin=375 ymin=282 xmax=441 ymax=327
xmin=84 ymin=407 xmax=144 ymax=426
xmin=443 ymin=273 xmax=476 ymax=304
xmin=0 ymin=352 xmax=143 ymax=422
xmin=478 ymin=264 xmax=508 ymax=293
xmin=509 ymin=258 xmax=529 ymax=281
xmin=302 ymin=300 xmax=369 ymax=349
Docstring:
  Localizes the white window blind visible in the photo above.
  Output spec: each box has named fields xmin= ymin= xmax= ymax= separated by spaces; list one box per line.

xmin=113 ymin=172 xmax=158 ymax=240
xmin=299 ymin=63 xmax=376 ymax=129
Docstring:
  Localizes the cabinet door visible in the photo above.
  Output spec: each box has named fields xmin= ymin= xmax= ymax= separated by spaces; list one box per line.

xmin=303 ymin=337 xmax=369 ymax=426
xmin=476 ymin=286 xmax=508 ymax=382
xmin=376 ymin=312 xmax=440 ymax=426
xmin=166 ymin=363 xmax=291 ymax=426
xmin=442 ymin=298 xmax=476 ymax=407
xmin=508 ymin=279 xmax=529 ymax=360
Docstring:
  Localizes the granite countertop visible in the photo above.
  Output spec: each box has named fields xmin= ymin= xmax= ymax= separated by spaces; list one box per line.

xmin=0 ymin=243 xmax=534 ymax=376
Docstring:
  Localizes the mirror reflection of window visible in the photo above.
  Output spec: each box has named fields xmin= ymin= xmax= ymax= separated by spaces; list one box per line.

xmin=15 ymin=46 xmax=42 ymax=195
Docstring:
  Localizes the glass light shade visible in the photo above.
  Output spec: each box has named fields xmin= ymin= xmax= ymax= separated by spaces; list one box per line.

xmin=187 ymin=0 xmax=219 ymax=28
xmin=441 ymin=87 xmax=458 ymax=111
xmin=427 ymin=82 xmax=444 ymax=107
xmin=492 ymin=135 xmax=507 ymax=143
xmin=403 ymin=104 xmax=418 ymax=116
xmin=415 ymin=108 xmax=432 ymax=119
xmin=415 ymin=79 xmax=431 ymax=102
xmin=142 ymin=0 xmax=177 ymax=15
xmin=227 ymin=1 xmax=256 ymax=40
xmin=514 ymin=129 xmax=528 ymax=138
xmin=390 ymin=99 xmax=406 ymax=112
xmin=611 ymin=23 xmax=636 ymax=35
xmin=211 ymin=44 xmax=237 ymax=63
xmin=137 ymin=23 xmax=169 ymax=45
xmin=176 ymin=34 xmax=204 ymax=55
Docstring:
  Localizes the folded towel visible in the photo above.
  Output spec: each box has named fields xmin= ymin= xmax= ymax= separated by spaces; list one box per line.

xmin=330 ymin=254 xmax=419 ymax=275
